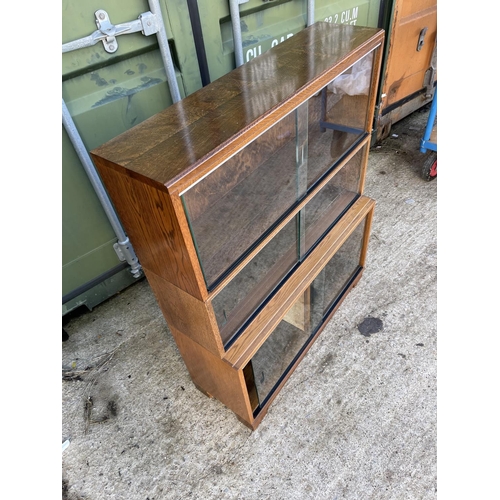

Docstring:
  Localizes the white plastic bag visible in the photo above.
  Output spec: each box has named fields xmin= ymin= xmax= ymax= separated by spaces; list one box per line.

xmin=328 ymin=56 xmax=372 ymax=96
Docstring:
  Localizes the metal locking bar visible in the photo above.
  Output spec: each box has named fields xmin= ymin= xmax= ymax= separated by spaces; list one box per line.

xmin=62 ymin=1 xmax=181 ymax=103
xmin=307 ymin=0 xmax=315 ymax=26
xmin=62 ymin=99 xmax=142 ymax=279
xmin=62 ymin=9 xmax=158 ymax=54
xmin=229 ymin=0 xmax=250 ymax=67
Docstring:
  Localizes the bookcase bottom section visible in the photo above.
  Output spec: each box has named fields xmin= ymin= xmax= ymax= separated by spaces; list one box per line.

xmin=171 ymin=328 xmax=254 ymax=424
xmin=174 ymin=268 xmax=364 ymax=430
xmin=155 ymin=197 xmax=374 ymax=429
xmin=168 ymin=222 xmax=368 ymax=429
xmin=247 ymin=269 xmax=364 ymax=431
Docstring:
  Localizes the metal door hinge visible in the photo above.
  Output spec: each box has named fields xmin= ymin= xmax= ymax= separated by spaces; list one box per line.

xmin=62 ymin=9 xmax=160 ymax=54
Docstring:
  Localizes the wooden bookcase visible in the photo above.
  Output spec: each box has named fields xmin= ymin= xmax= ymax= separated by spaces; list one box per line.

xmin=91 ymin=23 xmax=384 ymax=430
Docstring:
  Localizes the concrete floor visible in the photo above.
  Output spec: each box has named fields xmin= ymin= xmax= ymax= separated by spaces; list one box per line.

xmin=62 ymin=106 xmax=437 ymax=500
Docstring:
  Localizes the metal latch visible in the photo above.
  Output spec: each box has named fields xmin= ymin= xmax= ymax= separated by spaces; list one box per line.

xmin=417 ymin=27 xmax=428 ymax=52
xmin=62 ymin=9 xmax=159 ymax=54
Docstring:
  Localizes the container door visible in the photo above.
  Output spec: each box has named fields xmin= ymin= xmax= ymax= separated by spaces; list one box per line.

xmin=314 ymin=0 xmax=382 ymax=28
xmin=62 ymin=0 xmax=202 ymax=313
xmin=195 ymin=0 xmax=383 ymax=84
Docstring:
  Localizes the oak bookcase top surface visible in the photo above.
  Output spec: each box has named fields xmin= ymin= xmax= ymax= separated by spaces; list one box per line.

xmin=91 ymin=23 xmax=384 ymax=192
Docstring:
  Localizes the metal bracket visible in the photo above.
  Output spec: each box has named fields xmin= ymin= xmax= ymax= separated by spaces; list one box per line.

xmin=62 ymin=9 xmax=159 ymax=54
xmin=113 ymin=239 xmax=142 ymax=278
xmin=113 ymin=242 xmax=128 ymax=262
xmin=138 ymin=11 xmax=159 ymax=36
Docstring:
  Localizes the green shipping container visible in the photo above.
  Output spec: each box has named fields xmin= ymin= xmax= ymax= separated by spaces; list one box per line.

xmin=62 ymin=0 xmax=203 ymax=315
xmin=195 ymin=0 xmax=383 ymax=83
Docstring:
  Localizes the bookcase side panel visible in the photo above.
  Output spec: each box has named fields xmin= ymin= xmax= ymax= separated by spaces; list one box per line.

xmin=171 ymin=328 xmax=254 ymax=426
xmin=144 ymin=269 xmax=223 ymax=356
xmin=93 ymin=157 xmax=207 ymax=301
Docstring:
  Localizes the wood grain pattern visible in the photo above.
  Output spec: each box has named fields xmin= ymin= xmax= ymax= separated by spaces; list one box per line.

xmin=92 ymin=156 xmax=207 ymax=300
xmin=283 ymin=289 xmax=309 ymax=331
xmin=91 ymin=23 xmax=383 ymax=194
xmin=243 ymin=362 xmax=259 ymax=413
xmin=171 ymin=327 xmax=254 ymax=425
xmin=224 ymin=196 xmax=376 ymax=369
xmin=359 ymin=203 xmax=375 ymax=268
xmin=144 ymin=268 xmax=223 ymax=356
xmin=357 ymin=139 xmax=371 ymax=195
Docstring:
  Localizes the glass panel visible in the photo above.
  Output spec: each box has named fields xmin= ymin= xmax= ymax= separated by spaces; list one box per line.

xmin=246 ymin=214 xmax=367 ymax=408
xmin=212 ymin=217 xmax=299 ymax=347
xmin=307 ymin=50 xmax=375 ymax=187
xmin=250 ymin=288 xmax=319 ymax=404
xmin=310 ymin=219 xmax=366 ymax=320
xmin=302 ymin=144 xmax=365 ymax=255
xmin=213 ymin=144 xmax=364 ymax=348
xmin=181 ymin=102 xmax=309 ymax=288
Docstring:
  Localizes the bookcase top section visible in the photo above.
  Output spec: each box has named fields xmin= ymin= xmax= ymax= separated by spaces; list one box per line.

xmin=91 ymin=23 xmax=384 ymax=192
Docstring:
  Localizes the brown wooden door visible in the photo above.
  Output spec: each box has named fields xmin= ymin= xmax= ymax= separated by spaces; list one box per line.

xmin=375 ymin=0 xmax=437 ymax=141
